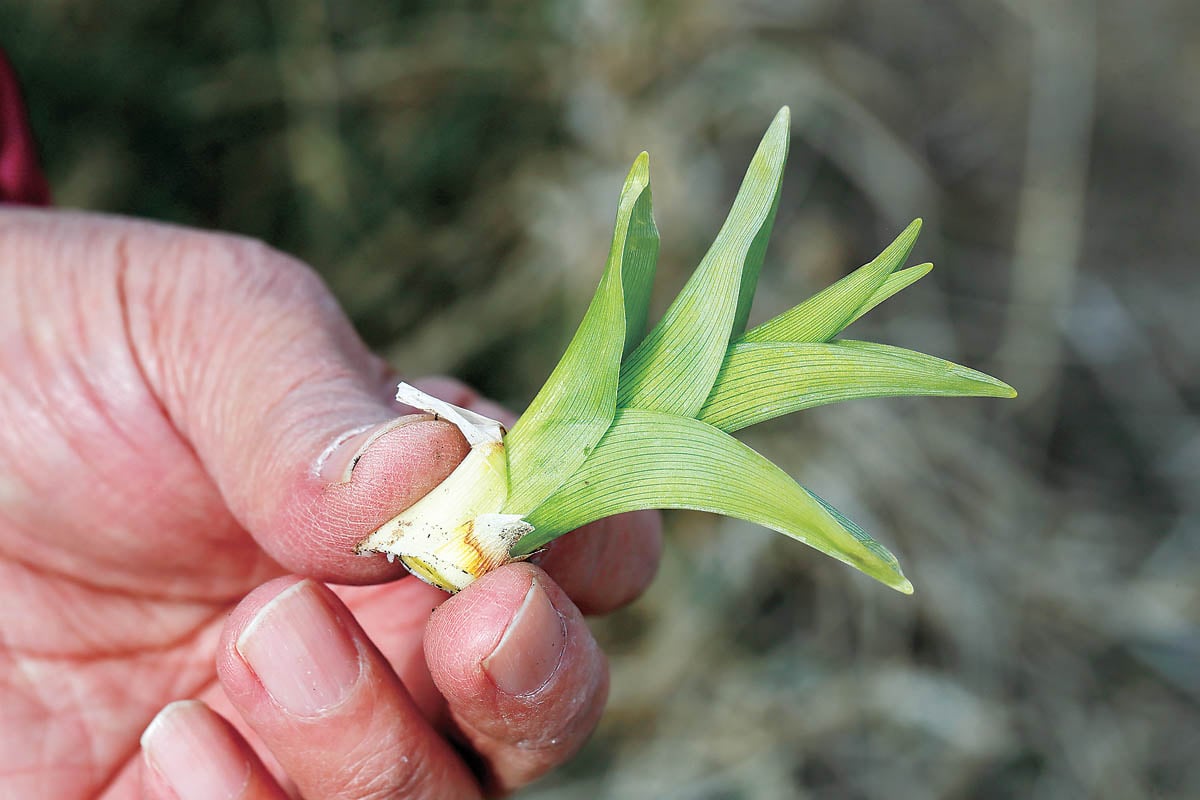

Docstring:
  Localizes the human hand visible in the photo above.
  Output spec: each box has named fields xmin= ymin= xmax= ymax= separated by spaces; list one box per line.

xmin=0 ymin=209 xmax=661 ymax=798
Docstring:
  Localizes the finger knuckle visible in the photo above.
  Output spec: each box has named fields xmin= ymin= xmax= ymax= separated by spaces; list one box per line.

xmin=179 ymin=230 xmax=317 ymax=301
xmin=338 ymin=736 xmax=436 ymax=800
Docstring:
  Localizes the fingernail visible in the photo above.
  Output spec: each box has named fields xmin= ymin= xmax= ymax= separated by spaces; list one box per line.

xmin=315 ymin=414 xmax=433 ymax=484
xmin=141 ymin=701 xmax=249 ymax=800
xmin=482 ymin=577 xmax=567 ymax=696
xmin=236 ymin=580 xmax=362 ymax=716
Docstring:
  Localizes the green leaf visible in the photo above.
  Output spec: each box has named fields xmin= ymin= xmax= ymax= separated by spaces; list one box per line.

xmin=617 ymin=160 xmax=660 ymax=356
xmin=697 ymin=339 xmax=1016 ymax=432
xmin=503 ymin=153 xmax=659 ymax=513
xmin=731 ymin=110 xmax=791 ymax=337
xmin=516 ymin=409 xmax=913 ymax=594
xmin=741 ymin=219 xmax=922 ymax=344
xmin=847 ymin=262 xmax=933 ymax=326
xmin=799 ymin=486 xmax=901 ymax=576
xmin=617 ymin=107 xmax=790 ymax=416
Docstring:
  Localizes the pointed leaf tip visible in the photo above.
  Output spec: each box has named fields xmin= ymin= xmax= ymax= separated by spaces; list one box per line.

xmin=618 ymin=105 xmax=790 ymax=413
xmin=503 ymin=148 xmax=659 ymax=513
xmin=845 ymin=261 xmax=933 ymax=326
xmin=520 ymin=410 xmax=912 ymax=593
xmin=628 ymin=151 xmax=650 ymax=185
xmin=896 ymin=218 xmax=922 ymax=252
xmin=741 ymin=220 xmax=924 ymax=344
xmin=698 ymin=340 xmax=1021 ymax=432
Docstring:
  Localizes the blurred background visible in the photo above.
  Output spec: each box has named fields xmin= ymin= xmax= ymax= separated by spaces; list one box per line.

xmin=3 ymin=0 xmax=1197 ymax=797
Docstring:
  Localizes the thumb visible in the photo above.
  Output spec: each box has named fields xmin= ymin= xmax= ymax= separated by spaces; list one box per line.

xmin=124 ymin=221 xmax=471 ymax=583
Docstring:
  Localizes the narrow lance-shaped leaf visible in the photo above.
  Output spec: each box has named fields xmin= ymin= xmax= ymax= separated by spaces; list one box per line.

xmin=697 ymin=339 xmax=1017 ymax=432
xmin=503 ymin=153 xmax=659 ymax=514
xmin=516 ymin=409 xmax=913 ymax=594
xmin=847 ymin=262 xmax=933 ymax=326
xmin=617 ymin=107 xmax=790 ymax=416
xmin=741 ymin=219 xmax=922 ymax=345
xmin=731 ymin=112 xmax=790 ymax=337
xmin=619 ymin=166 xmax=659 ymax=355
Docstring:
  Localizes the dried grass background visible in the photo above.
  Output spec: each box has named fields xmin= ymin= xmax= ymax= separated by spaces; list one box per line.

xmin=4 ymin=1 xmax=1198 ymax=797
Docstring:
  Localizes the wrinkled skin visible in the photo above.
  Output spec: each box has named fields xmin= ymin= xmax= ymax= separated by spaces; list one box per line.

xmin=0 ymin=210 xmax=661 ymax=798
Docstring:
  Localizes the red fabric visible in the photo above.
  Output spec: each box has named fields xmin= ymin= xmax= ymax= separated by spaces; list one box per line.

xmin=0 ymin=50 xmax=51 ymax=205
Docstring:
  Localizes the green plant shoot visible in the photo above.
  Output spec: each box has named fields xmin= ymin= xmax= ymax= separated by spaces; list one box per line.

xmin=357 ymin=106 xmax=1016 ymax=595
